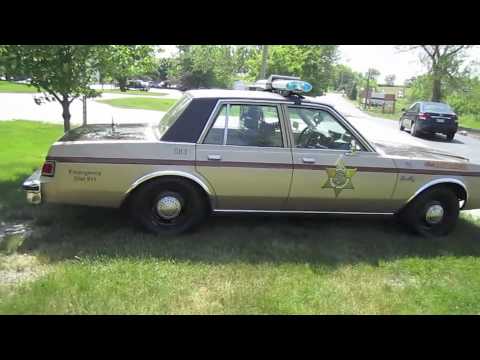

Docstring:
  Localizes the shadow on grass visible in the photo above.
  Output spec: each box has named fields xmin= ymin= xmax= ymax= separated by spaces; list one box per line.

xmin=15 ymin=204 xmax=480 ymax=268
xmin=3 ymin=172 xmax=480 ymax=268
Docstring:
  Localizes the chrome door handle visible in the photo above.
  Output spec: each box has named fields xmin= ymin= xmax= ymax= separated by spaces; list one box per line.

xmin=208 ymin=154 xmax=222 ymax=161
xmin=302 ymin=157 xmax=315 ymax=164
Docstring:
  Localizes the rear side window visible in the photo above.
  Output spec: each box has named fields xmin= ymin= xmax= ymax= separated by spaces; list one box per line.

xmin=158 ymin=94 xmax=192 ymax=137
xmin=204 ymin=104 xmax=283 ymax=147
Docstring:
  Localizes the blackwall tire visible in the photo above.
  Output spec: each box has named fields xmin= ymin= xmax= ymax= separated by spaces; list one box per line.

xmin=399 ymin=187 xmax=459 ymax=237
xmin=130 ymin=178 xmax=209 ymax=235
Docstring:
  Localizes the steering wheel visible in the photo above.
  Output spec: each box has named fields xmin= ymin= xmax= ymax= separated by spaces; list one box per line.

xmin=297 ymin=127 xmax=329 ymax=149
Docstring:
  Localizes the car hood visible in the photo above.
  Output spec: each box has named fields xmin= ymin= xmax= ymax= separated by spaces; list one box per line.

xmin=59 ymin=123 xmax=156 ymax=142
xmin=373 ymin=141 xmax=469 ymax=163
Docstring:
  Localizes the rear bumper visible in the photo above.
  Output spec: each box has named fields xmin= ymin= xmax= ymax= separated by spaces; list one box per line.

xmin=416 ymin=120 xmax=458 ymax=134
xmin=22 ymin=170 xmax=42 ymax=205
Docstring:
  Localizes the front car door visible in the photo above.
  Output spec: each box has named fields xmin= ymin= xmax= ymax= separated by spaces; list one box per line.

xmin=196 ymin=100 xmax=293 ymax=210
xmin=284 ymin=105 xmax=399 ymax=213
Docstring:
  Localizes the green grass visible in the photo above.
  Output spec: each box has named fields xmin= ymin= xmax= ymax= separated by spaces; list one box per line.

xmin=0 ymin=80 xmax=39 ymax=93
xmin=97 ymin=97 xmax=177 ymax=112
xmin=1 ymin=120 xmax=480 ymax=314
xmin=101 ymin=89 xmax=167 ymax=97
xmin=457 ymin=114 xmax=480 ymax=130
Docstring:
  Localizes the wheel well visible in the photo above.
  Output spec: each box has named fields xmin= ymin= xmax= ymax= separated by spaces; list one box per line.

xmin=404 ymin=182 xmax=467 ymax=210
xmin=121 ymin=175 xmax=213 ymax=212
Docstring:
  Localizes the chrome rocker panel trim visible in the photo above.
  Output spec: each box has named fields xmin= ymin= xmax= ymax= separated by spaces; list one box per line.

xmin=213 ymin=209 xmax=395 ymax=215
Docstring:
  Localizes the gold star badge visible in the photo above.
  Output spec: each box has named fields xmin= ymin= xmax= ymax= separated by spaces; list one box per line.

xmin=322 ymin=158 xmax=357 ymax=197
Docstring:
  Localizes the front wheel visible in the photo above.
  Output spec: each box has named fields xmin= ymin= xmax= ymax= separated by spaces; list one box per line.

xmin=399 ymin=119 xmax=405 ymax=131
xmin=130 ymin=178 xmax=209 ymax=235
xmin=411 ymin=121 xmax=419 ymax=137
xmin=398 ymin=187 xmax=459 ymax=237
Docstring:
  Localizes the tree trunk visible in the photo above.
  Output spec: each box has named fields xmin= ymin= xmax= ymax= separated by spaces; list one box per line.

xmin=118 ymin=77 xmax=127 ymax=92
xmin=61 ymin=99 xmax=71 ymax=132
xmin=259 ymin=45 xmax=269 ymax=80
xmin=431 ymin=76 xmax=442 ymax=102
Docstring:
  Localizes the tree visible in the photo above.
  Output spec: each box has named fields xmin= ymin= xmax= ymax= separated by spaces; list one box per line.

xmin=4 ymin=45 xmax=157 ymax=132
xmin=385 ymin=74 xmax=396 ymax=85
xmin=349 ymin=83 xmax=358 ymax=100
xmin=169 ymin=45 xmax=250 ymax=89
xmin=259 ymin=45 xmax=269 ymax=80
xmin=5 ymin=45 xmax=105 ymax=132
xmin=246 ymin=45 xmax=339 ymax=95
xmin=99 ymin=45 xmax=156 ymax=91
xmin=398 ymin=45 xmax=474 ymax=101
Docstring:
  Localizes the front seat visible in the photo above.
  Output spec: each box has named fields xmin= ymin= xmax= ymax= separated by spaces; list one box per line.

xmin=240 ymin=106 xmax=263 ymax=146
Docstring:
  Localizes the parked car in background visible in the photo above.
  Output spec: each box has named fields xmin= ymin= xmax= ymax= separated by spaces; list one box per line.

xmin=126 ymin=79 xmax=150 ymax=91
xmin=22 ymin=75 xmax=480 ymax=237
xmin=399 ymin=101 xmax=458 ymax=141
xmin=150 ymin=81 xmax=163 ymax=89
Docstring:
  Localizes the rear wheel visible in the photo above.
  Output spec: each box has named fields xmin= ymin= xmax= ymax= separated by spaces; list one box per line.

xmin=398 ymin=187 xmax=459 ymax=237
xmin=130 ymin=178 xmax=209 ymax=235
xmin=446 ymin=132 xmax=455 ymax=141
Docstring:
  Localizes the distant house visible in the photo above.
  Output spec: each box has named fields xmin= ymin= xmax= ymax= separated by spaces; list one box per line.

xmin=376 ymin=84 xmax=407 ymax=98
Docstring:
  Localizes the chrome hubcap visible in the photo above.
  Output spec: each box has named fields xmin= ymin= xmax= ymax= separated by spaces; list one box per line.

xmin=156 ymin=195 xmax=182 ymax=220
xmin=425 ymin=204 xmax=444 ymax=225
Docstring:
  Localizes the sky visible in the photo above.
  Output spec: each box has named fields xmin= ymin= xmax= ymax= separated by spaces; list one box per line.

xmin=158 ymin=45 xmax=479 ymax=85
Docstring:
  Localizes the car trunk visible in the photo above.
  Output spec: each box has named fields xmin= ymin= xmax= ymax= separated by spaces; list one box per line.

xmin=58 ymin=123 xmax=156 ymax=142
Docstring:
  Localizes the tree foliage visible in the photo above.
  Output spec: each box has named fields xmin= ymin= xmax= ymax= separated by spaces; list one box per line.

xmin=398 ymin=45 xmax=474 ymax=101
xmin=246 ymin=45 xmax=339 ymax=95
xmin=3 ymin=45 xmax=156 ymax=132
xmin=98 ymin=45 xmax=156 ymax=91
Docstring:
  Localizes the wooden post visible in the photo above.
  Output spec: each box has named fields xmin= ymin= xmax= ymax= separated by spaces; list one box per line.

xmin=82 ymin=96 xmax=87 ymax=126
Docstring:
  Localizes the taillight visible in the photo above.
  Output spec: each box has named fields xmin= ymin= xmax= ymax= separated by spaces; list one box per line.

xmin=41 ymin=160 xmax=55 ymax=177
xmin=418 ymin=112 xmax=430 ymax=120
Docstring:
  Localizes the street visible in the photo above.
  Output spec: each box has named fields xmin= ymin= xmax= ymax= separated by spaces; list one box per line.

xmin=318 ymin=93 xmax=480 ymax=164
xmin=0 ymin=87 xmax=182 ymax=125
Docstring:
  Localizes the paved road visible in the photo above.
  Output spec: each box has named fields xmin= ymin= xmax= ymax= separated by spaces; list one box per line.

xmin=317 ymin=93 xmax=480 ymax=164
xmin=0 ymin=88 xmax=182 ymax=126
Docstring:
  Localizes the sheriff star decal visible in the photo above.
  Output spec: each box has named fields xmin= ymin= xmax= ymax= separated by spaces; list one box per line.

xmin=322 ymin=157 xmax=357 ymax=197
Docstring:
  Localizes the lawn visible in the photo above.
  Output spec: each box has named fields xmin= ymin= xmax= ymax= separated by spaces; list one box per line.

xmin=1 ymin=120 xmax=480 ymax=314
xmin=101 ymin=89 xmax=167 ymax=97
xmin=0 ymin=80 xmax=39 ymax=93
xmin=97 ymin=97 xmax=177 ymax=112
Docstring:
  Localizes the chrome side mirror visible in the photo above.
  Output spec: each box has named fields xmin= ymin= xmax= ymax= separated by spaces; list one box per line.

xmin=350 ymin=139 xmax=358 ymax=154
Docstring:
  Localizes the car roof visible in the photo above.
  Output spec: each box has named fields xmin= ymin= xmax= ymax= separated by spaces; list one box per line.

xmin=186 ymin=89 xmax=333 ymax=107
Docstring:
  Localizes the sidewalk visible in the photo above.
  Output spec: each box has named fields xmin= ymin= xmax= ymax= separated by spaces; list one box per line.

xmin=0 ymin=89 xmax=182 ymax=126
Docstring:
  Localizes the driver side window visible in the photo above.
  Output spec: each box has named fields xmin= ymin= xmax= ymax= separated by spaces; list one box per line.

xmin=288 ymin=107 xmax=363 ymax=151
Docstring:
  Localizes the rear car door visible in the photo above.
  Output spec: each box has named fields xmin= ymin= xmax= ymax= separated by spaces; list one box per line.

xmin=285 ymin=105 xmax=399 ymax=213
xmin=405 ymin=103 xmax=420 ymax=129
xmin=196 ymin=101 xmax=293 ymax=210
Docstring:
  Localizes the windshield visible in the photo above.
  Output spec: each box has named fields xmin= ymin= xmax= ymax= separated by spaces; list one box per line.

xmin=157 ymin=94 xmax=192 ymax=137
xmin=422 ymin=102 xmax=454 ymax=114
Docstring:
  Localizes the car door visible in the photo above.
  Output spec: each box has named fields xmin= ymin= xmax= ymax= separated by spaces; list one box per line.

xmin=404 ymin=103 xmax=419 ymax=129
xmin=285 ymin=105 xmax=399 ymax=213
xmin=196 ymin=101 xmax=293 ymax=210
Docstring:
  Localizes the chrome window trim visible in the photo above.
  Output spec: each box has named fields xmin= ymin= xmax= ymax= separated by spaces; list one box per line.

xmin=285 ymin=104 xmax=377 ymax=153
xmin=198 ymin=99 xmax=289 ymax=148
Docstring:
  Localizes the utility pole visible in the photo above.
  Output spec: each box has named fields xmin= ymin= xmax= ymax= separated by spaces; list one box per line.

xmin=363 ymin=70 xmax=371 ymax=110
xmin=259 ymin=45 xmax=269 ymax=80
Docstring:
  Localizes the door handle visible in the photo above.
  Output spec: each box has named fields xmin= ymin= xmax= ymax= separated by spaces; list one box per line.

xmin=208 ymin=154 xmax=222 ymax=161
xmin=302 ymin=157 xmax=315 ymax=164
